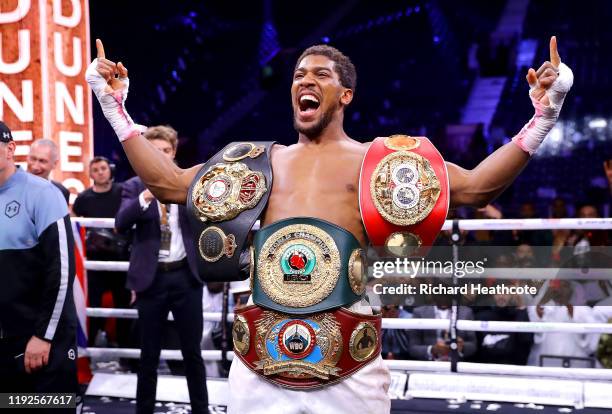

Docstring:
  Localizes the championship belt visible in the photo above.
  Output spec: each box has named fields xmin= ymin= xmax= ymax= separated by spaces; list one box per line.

xmin=359 ymin=135 xmax=449 ymax=256
xmin=187 ymin=141 xmax=275 ymax=281
xmin=233 ymin=304 xmax=381 ymax=389
xmin=252 ymin=217 xmax=368 ymax=314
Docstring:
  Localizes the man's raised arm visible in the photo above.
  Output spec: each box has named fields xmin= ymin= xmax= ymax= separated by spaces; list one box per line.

xmin=448 ymin=36 xmax=573 ymax=208
xmin=86 ymin=39 xmax=200 ymax=204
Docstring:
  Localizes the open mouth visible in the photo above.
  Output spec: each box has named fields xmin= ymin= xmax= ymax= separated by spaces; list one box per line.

xmin=298 ymin=94 xmax=321 ymax=116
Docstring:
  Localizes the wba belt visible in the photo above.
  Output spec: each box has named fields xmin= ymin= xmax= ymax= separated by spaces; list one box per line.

xmin=359 ymin=135 xmax=449 ymax=256
xmin=233 ymin=304 xmax=381 ymax=389
xmin=252 ymin=217 xmax=367 ymax=314
xmin=187 ymin=142 xmax=275 ymax=281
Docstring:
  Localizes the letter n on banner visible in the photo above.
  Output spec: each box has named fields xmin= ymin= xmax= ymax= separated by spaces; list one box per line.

xmin=0 ymin=0 xmax=93 ymax=203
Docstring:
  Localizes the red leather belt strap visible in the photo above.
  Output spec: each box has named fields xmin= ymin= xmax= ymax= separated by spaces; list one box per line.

xmin=233 ymin=304 xmax=382 ymax=389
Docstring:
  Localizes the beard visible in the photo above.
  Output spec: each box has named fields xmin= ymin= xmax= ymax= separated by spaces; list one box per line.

xmin=293 ymin=105 xmax=335 ymax=138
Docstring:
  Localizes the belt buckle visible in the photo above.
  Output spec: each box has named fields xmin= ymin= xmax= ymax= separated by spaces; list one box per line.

xmin=253 ymin=311 xmax=343 ymax=380
xmin=159 ymin=259 xmax=182 ymax=272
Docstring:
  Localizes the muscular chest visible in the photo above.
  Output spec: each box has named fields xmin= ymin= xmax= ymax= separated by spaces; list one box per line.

xmin=270 ymin=150 xmax=360 ymax=205
xmin=262 ymin=146 xmax=366 ymax=241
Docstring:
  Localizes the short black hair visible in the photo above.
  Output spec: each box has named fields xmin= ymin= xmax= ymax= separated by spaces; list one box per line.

xmin=296 ymin=45 xmax=357 ymax=91
xmin=89 ymin=156 xmax=111 ymax=169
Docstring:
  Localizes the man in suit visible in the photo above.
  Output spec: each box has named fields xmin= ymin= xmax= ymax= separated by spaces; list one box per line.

xmin=26 ymin=139 xmax=70 ymax=203
xmin=408 ymin=297 xmax=477 ymax=361
xmin=115 ymin=125 xmax=208 ymax=414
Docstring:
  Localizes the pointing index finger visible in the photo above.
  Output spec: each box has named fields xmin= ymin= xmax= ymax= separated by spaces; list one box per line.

xmin=96 ymin=39 xmax=105 ymax=59
xmin=550 ymin=36 xmax=561 ymax=68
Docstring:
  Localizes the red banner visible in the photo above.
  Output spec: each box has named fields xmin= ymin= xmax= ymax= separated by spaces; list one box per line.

xmin=0 ymin=0 xmax=92 ymax=201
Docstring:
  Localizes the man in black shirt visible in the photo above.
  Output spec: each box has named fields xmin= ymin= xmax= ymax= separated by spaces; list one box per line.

xmin=472 ymin=280 xmax=533 ymax=365
xmin=73 ymin=156 xmax=130 ymax=348
xmin=73 ymin=156 xmax=122 ymax=217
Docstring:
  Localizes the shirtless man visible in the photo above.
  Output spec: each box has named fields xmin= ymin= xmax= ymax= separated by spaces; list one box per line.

xmin=87 ymin=37 xmax=572 ymax=413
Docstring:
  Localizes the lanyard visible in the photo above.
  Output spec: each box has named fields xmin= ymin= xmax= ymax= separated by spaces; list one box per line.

xmin=160 ymin=203 xmax=170 ymax=226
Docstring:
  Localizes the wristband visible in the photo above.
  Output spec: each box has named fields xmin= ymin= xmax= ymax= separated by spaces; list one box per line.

xmin=512 ymin=62 xmax=573 ymax=155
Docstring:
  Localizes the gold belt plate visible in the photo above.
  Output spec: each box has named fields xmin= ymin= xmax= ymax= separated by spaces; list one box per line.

xmin=253 ymin=310 xmax=343 ymax=380
xmin=191 ymin=162 xmax=267 ymax=222
xmin=257 ymin=224 xmax=341 ymax=308
xmin=370 ymin=150 xmax=441 ymax=226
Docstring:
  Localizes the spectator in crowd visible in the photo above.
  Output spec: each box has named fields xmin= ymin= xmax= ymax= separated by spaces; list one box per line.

xmin=552 ymin=203 xmax=607 ymax=259
xmin=528 ymin=280 xmax=600 ymax=366
xmin=594 ymin=282 xmax=612 ymax=368
xmin=604 ymin=160 xmax=612 ymax=196
xmin=473 ymin=277 xmax=533 ymax=365
xmin=73 ymin=156 xmax=131 ymax=349
xmin=551 ymin=198 xmax=571 ymax=265
xmin=380 ymin=305 xmax=412 ymax=360
xmin=515 ymin=243 xmax=537 ymax=268
xmin=513 ymin=202 xmax=552 ymax=265
xmin=550 ymin=197 xmax=568 ymax=219
xmin=0 ymin=121 xmax=79 ymax=409
xmin=566 ymin=204 xmax=609 ymax=250
xmin=26 ymin=139 xmax=70 ymax=203
xmin=408 ymin=295 xmax=477 ymax=361
xmin=472 ymin=204 xmax=513 ymax=245
xmin=115 ymin=126 xmax=208 ymax=414
xmin=552 ymin=203 xmax=609 ymax=303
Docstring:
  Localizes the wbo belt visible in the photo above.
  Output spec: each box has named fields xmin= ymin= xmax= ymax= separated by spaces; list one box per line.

xmin=233 ymin=304 xmax=382 ymax=389
xmin=186 ymin=141 xmax=275 ymax=282
xmin=359 ymin=135 xmax=449 ymax=257
xmin=252 ymin=217 xmax=368 ymax=314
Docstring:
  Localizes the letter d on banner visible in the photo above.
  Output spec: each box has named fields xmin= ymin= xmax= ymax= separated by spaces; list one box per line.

xmin=0 ymin=0 xmax=92 ymax=203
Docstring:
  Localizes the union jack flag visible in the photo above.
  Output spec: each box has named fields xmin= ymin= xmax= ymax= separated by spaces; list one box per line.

xmin=71 ymin=221 xmax=91 ymax=382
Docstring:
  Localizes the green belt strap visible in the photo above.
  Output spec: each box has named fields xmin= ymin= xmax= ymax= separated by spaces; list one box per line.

xmin=253 ymin=217 xmax=366 ymax=314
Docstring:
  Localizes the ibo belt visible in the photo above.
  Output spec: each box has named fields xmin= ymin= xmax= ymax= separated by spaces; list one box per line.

xmin=233 ymin=304 xmax=381 ymax=389
xmin=252 ymin=217 xmax=367 ymax=314
xmin=187 ymin=142 xmax=275 ymax=281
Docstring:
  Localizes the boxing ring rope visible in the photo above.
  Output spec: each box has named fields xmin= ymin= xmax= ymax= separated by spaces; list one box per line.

xmin=85 ymin=262 xmax=612 ymax=279
xmin=83 ymin=307 xmax=612 ymax=380
xmin=384 ymin=360 xmax=612 ymax=381
xmin=80 ymin=347 xmax=612 ymax=381
xmin=439 ymin=218 xmax=612 ymax=231
xmin=79 ymin=216 xmax=612 ymax=279
xmin=72 ymin=217 xmax=612 ymax=230
xmin=87 ymin=308 xmax=233 ymax=323
xmin=86 ymin=307 xmax=612 ymax=334
xmin=74 ymin=217 xmax=612 ymax=384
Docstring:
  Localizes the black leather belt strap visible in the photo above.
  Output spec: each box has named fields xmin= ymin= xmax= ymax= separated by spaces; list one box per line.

xmin=187 ymin=141 xmax=275 ymax=282
xmin=157 ymin=257 xmax=187 ymax=273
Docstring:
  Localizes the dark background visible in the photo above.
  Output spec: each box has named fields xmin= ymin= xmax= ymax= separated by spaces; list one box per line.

xmin=89 ymin=0 xmax=612 ymax=217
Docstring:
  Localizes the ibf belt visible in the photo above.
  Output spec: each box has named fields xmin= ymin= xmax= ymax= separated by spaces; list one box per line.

xmin=359 ymin=135 xmax=449 ymax=256
xmin=252 ymin=217 xmax=368 ymax=314
xmin=187 ymin=141 xmax=276 ymax=281
xmin=233 ymin=304 xmax=381 ymax=389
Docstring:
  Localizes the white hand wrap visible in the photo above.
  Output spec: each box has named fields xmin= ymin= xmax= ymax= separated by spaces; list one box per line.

xmin=85 ymin=59 xmax=147 ymax=142
xmin=512 ymin=62 xmax=574 ymax=155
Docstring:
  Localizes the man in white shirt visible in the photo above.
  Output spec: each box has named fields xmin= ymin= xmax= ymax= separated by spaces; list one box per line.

xmin=115 ymin=126 xmax=208 ymax=414
xmin=528 ymin=280 xmax=599 ymax=366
